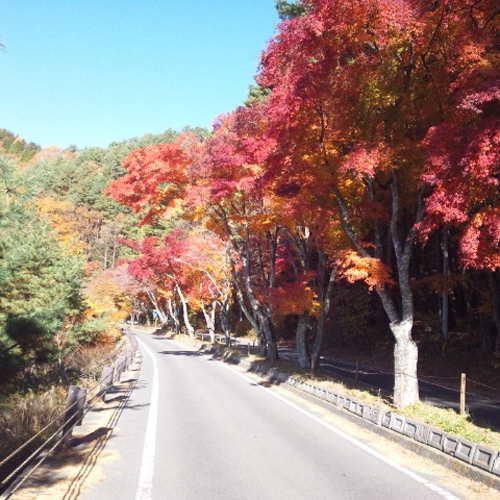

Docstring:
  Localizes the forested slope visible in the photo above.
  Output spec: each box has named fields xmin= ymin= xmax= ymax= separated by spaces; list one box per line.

xmin=1 ymin=0 xmax=500 ymax=413
xmin=0 ymin=127 xmax=210 ymax=389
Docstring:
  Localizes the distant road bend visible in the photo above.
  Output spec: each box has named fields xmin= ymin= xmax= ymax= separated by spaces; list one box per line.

xmin=80 ymin=330 xmax=461 ymax=500
xmin=275 ymin=347 xmax=500 ymax=430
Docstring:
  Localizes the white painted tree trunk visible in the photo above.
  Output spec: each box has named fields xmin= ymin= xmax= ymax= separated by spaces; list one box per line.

xmin=176 ymin=284 xmax=194 ymax=338
xmin=201 ymin=300 xmax=217 ymax=343
xmin=391 ymin=319 xmax=419 ymax=408
xmin=334 ymin=171 xmax=422 ymax=408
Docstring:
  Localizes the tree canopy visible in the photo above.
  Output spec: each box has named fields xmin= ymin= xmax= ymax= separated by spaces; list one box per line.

xmin=104 ymin=0 xmax=500 ymax=407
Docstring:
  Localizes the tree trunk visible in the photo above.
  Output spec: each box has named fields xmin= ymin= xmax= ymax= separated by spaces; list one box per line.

xmin=222 ymin=214 xmax=278 ymax=361
xmin=478 ymin=312 xmax=492 ymax=352
xmin=296 ymin=312 xmax=310 ymax=369
xmin=310 ymin=323 xmax=323 ymax=374
xmin=219 ymin=298 xmax=231 ymax=345
xmin=201 ymin=300 xmax=217 ymax=343
xmin=227 ymin=251 xmax=264 ymax=347
xmin=167 ymin=298 xmax=181 ymax=334
xmin=377 ymin=285 xmax=420 ymax=407
xmin=488 ymin=271 xmax=500 ymax=353
xmin=441 ymin=229 xmax=450 ymax=356
xmin=310 ymin=262 xmax=336 ymax=374
xmin=157 ymin=308 xmax=169 ymax=326
xmin=463 ymin=275 xmax=476 ymax=338
xmin=146 ymin=290 xmax=168 ymax=325
xmin=112 ymin=238 xmax=117 ymax=268
xmin=241 ymin=255 xmax=277 ymax=362
xmin=256 ymin=308 xmax=278 ymax=364
xmin=103 ymin=245 xmax=108 ymax=270
xmin=333 ymin=170 xmax=421 ymax=407
xmin=391 ymin=319 xmax=419 ymax=408
xmin=176 ymin=284 xmax=194 ymax=337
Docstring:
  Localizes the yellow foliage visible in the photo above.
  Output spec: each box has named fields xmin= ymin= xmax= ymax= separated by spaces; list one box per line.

xmin=84 ymin=273 xmax=122 ymax=316
xmin=33 ymin=197 xmax=84 ymax=256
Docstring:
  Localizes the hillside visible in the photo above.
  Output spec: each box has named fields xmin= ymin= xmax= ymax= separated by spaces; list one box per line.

xmin=0 ymin=129 xmax=41 ymax=164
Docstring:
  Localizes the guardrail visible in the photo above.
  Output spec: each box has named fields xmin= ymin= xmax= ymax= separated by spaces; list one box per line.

xmin=0 ymin=329 xmax=138 ymax=499
xmin=282 ymin=373 xmax=500 ymax=475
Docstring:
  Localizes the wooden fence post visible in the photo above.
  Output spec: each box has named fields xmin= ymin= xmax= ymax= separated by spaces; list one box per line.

xmin=100 ymin=365 xmax=114 ymax=402
xmin=460 ymin=373 xmax=466 ymax=415
xmin=63 ymin=385 xmax=87 ymax=445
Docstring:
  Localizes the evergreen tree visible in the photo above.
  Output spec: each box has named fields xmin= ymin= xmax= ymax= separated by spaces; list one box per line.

xmin=0 ymin=206 xmax=85 ymax=362
xmin=275 ymin=0 xmax=305 ymax=20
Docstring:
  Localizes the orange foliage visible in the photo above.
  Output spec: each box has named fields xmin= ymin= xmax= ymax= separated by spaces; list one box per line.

xmin=336 ymin=250 xmax=395 ymax=291
xmin=262 ymin=280 xmax=318 ymax=316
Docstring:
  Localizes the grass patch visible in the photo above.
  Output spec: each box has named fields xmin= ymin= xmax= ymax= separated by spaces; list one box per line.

xmin=65 ymin=344 xmax=119 ymax=390
xmin=0 ymin=386 xmax=67 ymax=485
xmin=403 ymin=403 xmax=500 ymax=449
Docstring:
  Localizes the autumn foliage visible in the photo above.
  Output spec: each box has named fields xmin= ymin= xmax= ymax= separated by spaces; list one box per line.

xmin=104 ymin=0 xmax=500 ymax=405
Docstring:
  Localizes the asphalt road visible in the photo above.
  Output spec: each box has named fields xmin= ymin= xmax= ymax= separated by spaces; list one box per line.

xmin=80 ymin=331 xmax=461 ymax=500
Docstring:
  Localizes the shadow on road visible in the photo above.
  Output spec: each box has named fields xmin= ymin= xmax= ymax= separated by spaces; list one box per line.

xmin=70 ymin=427 xmax=113 ymax=447
xmin=90 ymin=403 xmax=150 ymax=413
xmin=158 ymin=350 xmax=201 ymax=356
xmin=255 ymin=380 xmax=273 ymax=388
xmin=104 ymin=395 xmax=128 ymax=404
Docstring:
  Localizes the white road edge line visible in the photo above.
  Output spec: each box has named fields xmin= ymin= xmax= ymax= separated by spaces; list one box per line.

xmin=216 ymin=359 xmax=461 ymax=500
xmin=135 ymin=338 xmax=159 ymax=500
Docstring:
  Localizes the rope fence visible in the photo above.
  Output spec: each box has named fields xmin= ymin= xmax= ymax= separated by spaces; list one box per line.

xmin=223 ymin=338 xmax=500 ymax=414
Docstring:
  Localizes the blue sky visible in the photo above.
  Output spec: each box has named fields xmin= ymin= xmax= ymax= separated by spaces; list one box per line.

xmin=0 ymin=1 xmax=279 ymax=149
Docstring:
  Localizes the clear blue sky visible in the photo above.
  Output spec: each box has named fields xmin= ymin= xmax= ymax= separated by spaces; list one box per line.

xmin=0 ymin=1 xmax=279 ymax=149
